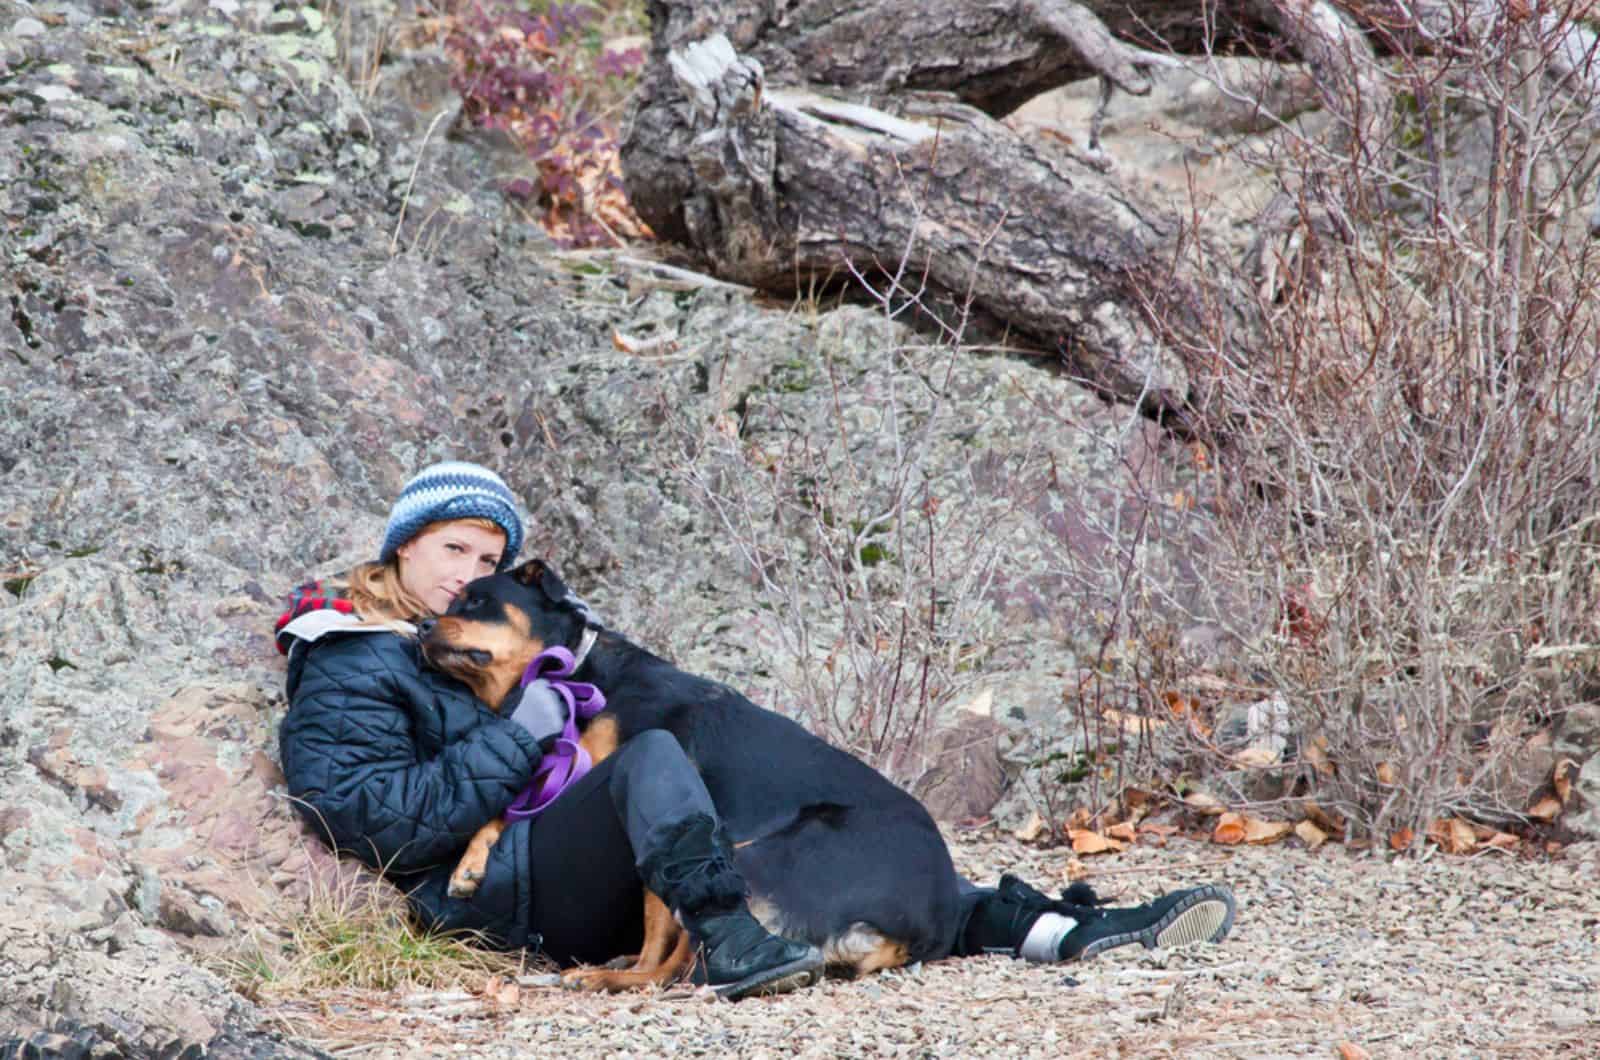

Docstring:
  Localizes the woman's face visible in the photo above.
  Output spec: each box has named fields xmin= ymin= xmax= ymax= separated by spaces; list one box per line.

xmin=396 ymin=520 xmax=507 ymax=615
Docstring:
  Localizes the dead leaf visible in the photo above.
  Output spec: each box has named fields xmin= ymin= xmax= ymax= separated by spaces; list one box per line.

xmin=1120 ymin=786 xmax=1154 ymax=825
xmin=1068 ymin=807 xmax=1093 ymax=830
xmin=1389 ymin=827 xmax=1415 ymax=852
xmin=1068 ymin=828 xmax=1127 ymax=855
xmin=1337 ymin=1042 xmax=1372 ymax=1060
xmin=1303 ymin=801 xmax=1346 ymax=837
xmin=1183 ymin=788 xmax=1226 ymax=816
xmin=1529 ymin=795 xmax=1562 ymax=821
xmin=1302 ymin=736 xmax=1334 ymax=778
xmin=1139 ymin=822 xmax=1180 ymax=837
xmin=1106 ymin=821 xmax=1138 ymax=843
xmin=1554 ymin=758 xmax=1577 ymax=804
xmin=1377 ymin=762 xmax=1396 ymax=785
xmin=1162 ymin=691 xmax=1197 ymax=717
xmin=1212 ymin=812 xmax=1247 ymax=845
xmin=482 ymin=976 xmax=521 ymax=1007
xmin=1294 ymin=819 xmax=1328 ymax=849
xmin=1244 ymin=817 xmax=1292 ymax=844
xmin=1063 ymin=858 xmax=1090 ymax=882
xmin=1426 ymin=817 xmax=1477 ymax=855
xmin=1101 ymin=708 xmax=1167 ymax=737
xmin=1484 ymin=831 xmax=1520 ymax=850
xmin=1014 ymin=811 xmax=1047 ymax=843
xmin=1233 ymin=746 xmax=1281 ymax=768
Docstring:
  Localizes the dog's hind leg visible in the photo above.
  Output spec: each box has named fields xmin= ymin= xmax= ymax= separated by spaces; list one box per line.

xmin=562 ymin=889 xmax=693 ymax=992
xmin=822 ymin=924 xmax=910 ymax=978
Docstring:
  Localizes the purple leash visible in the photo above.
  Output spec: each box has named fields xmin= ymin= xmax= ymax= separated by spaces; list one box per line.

xmin=502 ymin=645 xmax=607 ymax=821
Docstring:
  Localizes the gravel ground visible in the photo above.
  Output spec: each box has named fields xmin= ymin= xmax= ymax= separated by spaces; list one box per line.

xmin=264 ymin=832 xmax=1600 ymax=1058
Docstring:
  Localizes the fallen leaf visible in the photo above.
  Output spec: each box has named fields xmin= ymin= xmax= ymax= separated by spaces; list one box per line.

xmin=1303 ymin=801 xmax=1346 ymax=837
xmin=1212 ymin=812 xmax=1247 ymax=845
xmin=1120 ymin=786 xmax=1154 ymax=825
xmin=1106 ymin=821 xmax=1138 ymax=843
xmin=1183 ymin=789 xmax=1226 ymax=816
xmin=1101 ymin=708 xmax=1166 ymax=737
xmin=1389 ymin=827 xmax=1415 ymax=852
xmin=1554 ymin=758 xmax=1577 ymax=804
xmin=1244 ymin=817 xmax=1291 ymax=844
xmin=1068 ymin=806 xmax=1093 ymax=830
xmin=1068 ymin=828 xmax=1127 ymax=855
xmin=483 ymin=976 xmax=521 ymax=1006
xmin=1294 ymin=819 xmax=1328 ymax=849
xmin=1139 ymin=822 xmax=1180 ymax=837
xmin=958 ymin=688 xmax=995 ymax=718
xmin=1014 ymin=811 xmax=1047 ymax=843
xmin=1484 ymin=831 xmax=1520 ymax=850
xmin=1302 ymin=736 xmax=1334 ymax=778
xmin=1377 ymin=762 xmax=1396 ymax=785
xmin=1427 ymin=817 xmax=1477 ymax=855
xmin=1233 ymin=746 xmax=1281 ymax=768
xmin=1063 ymin=858 xmax=1090 ymax=882
xmin=1338 ymin=1042 xmax=1372 ymax=1060
xmin=1162 ymin=691 xmax=1197 ymax=717
xmin=1528 ymin=795 xmax=1562 ymax=822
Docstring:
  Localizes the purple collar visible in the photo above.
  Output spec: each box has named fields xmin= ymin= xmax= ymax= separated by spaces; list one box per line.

xmin=502 ymin=645 xmax=607 ymax=821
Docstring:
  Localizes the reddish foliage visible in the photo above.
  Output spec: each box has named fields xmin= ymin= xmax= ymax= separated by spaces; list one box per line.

xmin=1279 ymin=580 xmax=1324 ymax=648
xmin=446 ymin=2 xmax=647 ymax=247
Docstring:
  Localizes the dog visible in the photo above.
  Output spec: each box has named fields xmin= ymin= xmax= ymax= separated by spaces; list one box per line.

xmin=417 ymin=559 xmax=962 ymax=991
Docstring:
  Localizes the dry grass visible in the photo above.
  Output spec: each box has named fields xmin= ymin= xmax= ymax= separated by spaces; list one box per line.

xmin=213 ymin=858 xmax=540 ymax=1006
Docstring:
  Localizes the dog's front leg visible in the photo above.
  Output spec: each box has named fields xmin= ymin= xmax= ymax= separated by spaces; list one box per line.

xmin=449 ymin=818 xmax=507 ymax=898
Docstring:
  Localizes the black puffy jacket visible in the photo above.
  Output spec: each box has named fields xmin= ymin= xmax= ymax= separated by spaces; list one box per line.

xmin=279 ymin=625 xmax=545 ymax=949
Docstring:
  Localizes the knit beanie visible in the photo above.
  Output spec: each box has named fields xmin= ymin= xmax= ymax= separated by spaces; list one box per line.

xmin=378 ymin=461 xmax=525 ymax=570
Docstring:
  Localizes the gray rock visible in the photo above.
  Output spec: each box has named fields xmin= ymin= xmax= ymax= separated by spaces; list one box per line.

xmin=5 ymin=0 xmax=1588 ymax=1053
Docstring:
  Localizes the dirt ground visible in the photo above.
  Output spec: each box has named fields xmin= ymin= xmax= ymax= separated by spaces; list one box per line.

xmin=255 ymin=830 xmax=1600 ymax=1058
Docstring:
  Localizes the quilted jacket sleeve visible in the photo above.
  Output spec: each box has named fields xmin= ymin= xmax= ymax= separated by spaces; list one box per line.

xmin=279 ymin=630 xmax=542 ymax=874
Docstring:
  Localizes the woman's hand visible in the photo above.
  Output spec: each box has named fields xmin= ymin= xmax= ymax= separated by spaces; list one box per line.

xmin=508 ymin=679 xmax=570 ymax=750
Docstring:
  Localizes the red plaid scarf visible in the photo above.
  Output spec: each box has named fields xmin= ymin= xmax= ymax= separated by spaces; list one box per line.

xmin=273 ymin=579 xmax=355 ymax=655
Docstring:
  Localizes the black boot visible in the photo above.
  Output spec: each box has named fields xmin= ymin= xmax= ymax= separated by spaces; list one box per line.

xmin=963 ymin=875 xmax=1236 ymax=962
xmin=641 ymin=814 xmax=824 ymax=999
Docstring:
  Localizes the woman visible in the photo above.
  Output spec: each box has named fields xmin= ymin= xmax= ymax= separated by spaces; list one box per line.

xmin=276 ymin=461 xmax=822 ymax=999
xmin=275 ymin=461 xmax=1235 ymax=998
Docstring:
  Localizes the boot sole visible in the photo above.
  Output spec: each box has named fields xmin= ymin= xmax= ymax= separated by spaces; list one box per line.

xmin=1079 ymin=884 xmax=1236 ymax=959
xmin=711 ymin=950 xmax=825 ymax=1001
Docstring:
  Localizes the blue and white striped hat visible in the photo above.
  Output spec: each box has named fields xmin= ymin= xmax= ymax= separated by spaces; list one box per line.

xmin=379 ymin=461 xmax=524 ymax=570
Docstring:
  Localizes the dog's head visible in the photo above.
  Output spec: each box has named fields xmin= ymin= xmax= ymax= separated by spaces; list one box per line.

xmin=417 ymin=559 xmax=590 ymax=709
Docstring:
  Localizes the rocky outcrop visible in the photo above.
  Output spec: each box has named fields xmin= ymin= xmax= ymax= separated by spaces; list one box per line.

xmin=0 ymin=0 xmax=1204 ymax=1049
xmin=4 ymin=0 xmax=1597 ymax=1054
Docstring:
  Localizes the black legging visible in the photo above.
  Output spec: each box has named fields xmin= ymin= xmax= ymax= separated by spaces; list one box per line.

xmin=503 ymin=728 xmax=989 ymax=966
xmin=524 ymin=729 xmax=713 ymax=965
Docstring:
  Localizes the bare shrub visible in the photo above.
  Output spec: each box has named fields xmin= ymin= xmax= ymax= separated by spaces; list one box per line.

xmin=1159 ymin=3 xmax=1600 ymax=841
xmin=666 ymin=282 xmax=1033 ymax=785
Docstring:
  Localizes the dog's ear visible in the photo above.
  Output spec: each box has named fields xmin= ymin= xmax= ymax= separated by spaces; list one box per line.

xmin=537 ymin=564 xmax=571 ymax=606
xmin=508 ymin=559 xmax=545 ymax=587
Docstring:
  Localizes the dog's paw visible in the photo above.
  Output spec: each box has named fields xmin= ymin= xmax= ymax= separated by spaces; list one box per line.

xmin=447 ymin=870 xmax=484 ymax=899
xmin=560 ymin=968 xmax=604 ymax=992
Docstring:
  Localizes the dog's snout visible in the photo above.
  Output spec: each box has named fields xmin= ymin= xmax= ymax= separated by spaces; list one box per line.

xmin=417 ymin=618 xmax=436 ymax=637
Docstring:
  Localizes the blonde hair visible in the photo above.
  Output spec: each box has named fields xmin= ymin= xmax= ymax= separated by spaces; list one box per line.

xmin=343 ymin=516 xmax=506 ymax=623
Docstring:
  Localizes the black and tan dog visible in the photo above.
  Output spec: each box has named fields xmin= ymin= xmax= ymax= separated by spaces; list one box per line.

xmin=418 ymin=559 xmax=961 ymax=990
